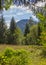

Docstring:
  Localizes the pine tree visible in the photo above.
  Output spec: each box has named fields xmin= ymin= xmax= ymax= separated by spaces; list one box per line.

xmin=0 ymin=15 xmax=7 ymax=43
xmin=10 ymin=17 xmax=17 ymax=34
xmin=7 ymin=17 xmax=22 ymax=45
xmin=28 ymin=17 xmax=35 ymax=26
xmin=24 ymin=17 xmax=35 ymax=37
xmin=7 ymin=17 xmax=16 ymax=44
xmin=24 ymin=23 xmax=30 ymax=37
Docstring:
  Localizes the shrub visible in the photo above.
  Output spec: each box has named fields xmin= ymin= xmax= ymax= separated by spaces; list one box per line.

xmin=0 ymin=48 xmax=30 ymax=65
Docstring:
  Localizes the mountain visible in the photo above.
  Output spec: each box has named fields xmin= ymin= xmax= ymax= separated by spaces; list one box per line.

xmin=16 ymin=19 xmax=37 ymax=32
xmin=16 ymin=19 xmax=29 ymax=32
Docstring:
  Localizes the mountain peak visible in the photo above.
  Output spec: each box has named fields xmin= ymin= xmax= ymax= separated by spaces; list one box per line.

xmin=17 ymin=19 xmax=29 ymax=32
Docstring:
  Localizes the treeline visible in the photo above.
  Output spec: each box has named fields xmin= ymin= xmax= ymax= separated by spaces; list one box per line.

xmin=0 ymin=13 xmax=46 ymax=45
xmin=0 ymin=16 xmax=23 ymax=45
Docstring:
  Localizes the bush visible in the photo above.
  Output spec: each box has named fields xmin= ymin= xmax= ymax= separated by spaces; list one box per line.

xmin=0 ymin=48 xmax=30 ymax=65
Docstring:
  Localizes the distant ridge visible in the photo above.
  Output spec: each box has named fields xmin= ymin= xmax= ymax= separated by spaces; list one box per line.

xmin=16 ymin=19 xmax=37 ymax=32
xmin=16 ymin=19 xmax=29 ymax=32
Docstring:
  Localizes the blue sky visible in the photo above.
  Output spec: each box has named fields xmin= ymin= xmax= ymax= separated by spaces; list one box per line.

xmin=3 ymin=5 xmax=38 ymax=25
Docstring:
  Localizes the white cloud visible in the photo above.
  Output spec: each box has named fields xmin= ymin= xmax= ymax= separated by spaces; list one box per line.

xmin=32 ymin=15 xmax=38 ymax=22
xmin=10 ymin=5 xmax=29 ymax=11
xmin=26 ymin=10 xmax=33 ymax=14
xmin=15 ymin=19 xmax=19 ymax=22
xmin=17 ymin=12 xmax=23 ymax=15
xmin=6 ymin=19 xmax=19 ymax=23
xmin=7 ymin=23 xmax=10 ymax=28
xmin=35 ymin=1 xmax=46 ymax=7
xmin=3 ymin=5 xmax=38 ymax=23
xmin=4 ymin=15 xmax=12 ymax=17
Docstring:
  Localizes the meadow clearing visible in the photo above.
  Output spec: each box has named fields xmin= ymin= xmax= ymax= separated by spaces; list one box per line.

xmin=0 ymin=44 xmax=46 ymax=65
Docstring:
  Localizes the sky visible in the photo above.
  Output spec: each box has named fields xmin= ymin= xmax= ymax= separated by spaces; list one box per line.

xmin=3 ymin=5 xmax=38 ymax=26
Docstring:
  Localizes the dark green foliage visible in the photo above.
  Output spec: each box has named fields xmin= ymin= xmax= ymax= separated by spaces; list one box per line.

xmin=0 ymin=14 xmax=46 ymax=45
xmin=0 ymin=15 xmax=7 ymax=43
xmin=28 ymin=17 xmax=36 ymax=26
xmin=7 ymin=17 xmax=23 ymax=45
xmin=24 ymin=13 xmax=46 ymax=45
xmin=24 ymin=17 xmax=38 ymax=45
xmin=24 ymin=23 xmax=30 ymax=37
xmin=37 ymin=22 xmax=42 ymax=44
xmin=10 ymin=17 xmax=17 ymax=34
xmin=24 ymin=17 xmax=37 ymax=37
xmin=7 ymin=17 xmax=17 ymax=44
xmin=37 ymin=22 xmax=41 ymax=38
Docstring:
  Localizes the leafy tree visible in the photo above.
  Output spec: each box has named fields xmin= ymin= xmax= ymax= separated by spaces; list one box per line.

xmin=4 ymin=0 xmax=12 ymax=10
xmin=24 ymin=17 xmax=38 ymax=45
xmin=37 ymin=13 xmax=46 ymax=45
xmin=0 ymin=15 xmax=7 ymax=43
xmin=0 ymin=0 xmax=12 ymax=10
xmin=25 ymin=25 xmax=39 ymax=45
xmin=37 ymin=22 xmax=42 ymax=44
xmin=13 ymin=27 xmax=23 ymax=45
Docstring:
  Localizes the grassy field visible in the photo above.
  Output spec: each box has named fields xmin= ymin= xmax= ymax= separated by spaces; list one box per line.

xmin=0 ymin=44 xmax=46 ymax=65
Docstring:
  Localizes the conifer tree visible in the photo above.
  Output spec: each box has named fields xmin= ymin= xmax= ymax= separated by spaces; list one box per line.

xmin=28 ymin=17 xmax=35 ymax=26
xmin=24 ymin=17 xmax=35 ymax=37
xmin=0 ymin=15 xmax=7 ymax=43
xmin=7 ymin=17 xmax=16 ymax=44
xmin=7 ymin=17 xmax=22 ymax=45
xmin=10 ymin=17 xmax=17 ymax=34
xmin=24 ymin=23 xmax=30 ymax=37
